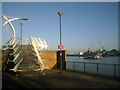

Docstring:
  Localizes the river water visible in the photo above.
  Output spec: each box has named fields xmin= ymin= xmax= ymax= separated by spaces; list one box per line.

xmin=66 ymin=56 xmax=120 ymax=64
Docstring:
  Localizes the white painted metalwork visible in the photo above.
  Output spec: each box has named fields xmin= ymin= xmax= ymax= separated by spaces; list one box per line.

xmin=2 ymin=15 xmax=28 ymax=46
xmin=22 ymin=38 xmax=30 ymax=45
xmin=33 ymin=37 xmax=40 ymax=48
xmin=12 ymin=50 xmax=22 ymax=62
xmin=28 ymin=37 xmax=49 ymax=71
xmin=2 ymin=15 xmax=16 ymax=45
xmin=13 ymin=44 xmax=21 ymax=55
xmin=37 ymin=38 xmax=48 ymax=50
xmin=9 ymin=58 xmax=23 ymax=72
xmin=37 ymin=38 xmax=45 ymax=50
xmin=29 ymin=37 xmax=44 ymax=70
xmin=12 ymin=40 xmax=20 ymax=49
xmin=30 ymin=37 xmax=48 ymax=50
xmin=41 ymin=39 xmax=48 ymax=49
xmin=2 ymin=15 xmax=49 ymax=72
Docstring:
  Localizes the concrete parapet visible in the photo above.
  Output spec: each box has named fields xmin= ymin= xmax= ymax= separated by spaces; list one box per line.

xmin=39 ymin=50 xmax=66 ymax=69
xmin=2 ymin=44 xmax=66 ymax=71
xmin=2 ymin=49 xmax=11 ymax=70
xmin=39 ymin=50 xmax=57 ymax=69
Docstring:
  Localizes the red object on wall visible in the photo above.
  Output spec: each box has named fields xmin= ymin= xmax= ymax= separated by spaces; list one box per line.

xmin=58 ymin=45 xmax=64 ymax=49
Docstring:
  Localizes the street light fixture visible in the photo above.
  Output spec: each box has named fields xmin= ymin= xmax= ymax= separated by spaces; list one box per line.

xmin=58 ymin=12 xmax=63 ymax=74
xmin=20 ymin=18 xmax=28 ymax=20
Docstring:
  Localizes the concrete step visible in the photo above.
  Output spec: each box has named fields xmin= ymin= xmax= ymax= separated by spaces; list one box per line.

xmin=23 ymin=56 xmax=37 ymax=59
xmin=16 ymin=45 xmax=42 ymax=71
xmin=18 ymin=65 xmax=40 ymax=70
xmin=18 ymin=65 xmax=40 ymax=69
xmin=20 ymin=61 xmax=39 ymax=65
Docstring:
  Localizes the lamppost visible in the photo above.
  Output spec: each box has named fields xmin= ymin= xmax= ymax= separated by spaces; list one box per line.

xmin=19 ymin=18 xmax=28 ymax=44
xmin=19 ymin=23 xmax=23 ymax=46
xmin=58 ymin=12 xmax=63 ymax=74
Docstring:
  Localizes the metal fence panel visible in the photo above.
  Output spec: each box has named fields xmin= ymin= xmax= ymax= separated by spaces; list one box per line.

xmin=66 ymin=61 xmax=120 ymax=77
xmin=85 ymin=63 xmax=97 ymax=74
xmin=75 ymin=63 xmax=84 ymax=72
xmin=116 ymin=65 xmax=120 ymax=77
xmin=66 ymin=61 xmax=74 ymax=70
xmin=98 ymin=64 xmax=114 ymax=76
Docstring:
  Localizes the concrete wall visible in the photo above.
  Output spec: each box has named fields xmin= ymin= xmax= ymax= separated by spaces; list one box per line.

xmin=39 ymin=50 xmax=57 ymax=69
xmin=2 ymin=49 xmax=11 ymax=70
xmin=2 ymin=48 xmax=66 ymax=70
xmin=39 ymin=50 xmax=66 ymax=69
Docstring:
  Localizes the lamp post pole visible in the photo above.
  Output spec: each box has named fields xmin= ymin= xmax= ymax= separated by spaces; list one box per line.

xmin=58 ymin=12 xmax=63 ymax=74
xmin=19 ymin=18 xmax=28 ymax=46
xmin=19 ymin=23 xmax=23 ymax=48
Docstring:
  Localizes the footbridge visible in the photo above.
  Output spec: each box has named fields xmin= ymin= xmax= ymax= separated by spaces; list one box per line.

xmin=2 ymin=15 xmax=48 ymax=73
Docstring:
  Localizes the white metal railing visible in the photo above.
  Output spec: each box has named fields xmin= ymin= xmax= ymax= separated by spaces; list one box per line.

xmin=12 ymin=40 xmax=20 ymax=49
xmin=29 ymin=37 xmax=44 ymax=70
xmin=12 ymin=50 xmax=22 ymax=62
xmin=29 ymin=37 xmax=49 ymax=71
xmin=9 ymin=58 xmax=23 ymax=72
xmin=13 ymin=44 xmax=21 ymax=55
xmin=2 ymin=37 xmax=19 ymax=50
xmin=7 ymin=36 xmax=49 ymax=72
xmin=2 ymin=15 xmax=28 ymax=45
xmin=66 ymin=61 xmax=120 ymax=77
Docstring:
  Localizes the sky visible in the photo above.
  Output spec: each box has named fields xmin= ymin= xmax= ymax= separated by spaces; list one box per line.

xmin=2 ymin=2 xmax=118 ymax=53
xmin=0 ymin=1 xmax=2 ymax=50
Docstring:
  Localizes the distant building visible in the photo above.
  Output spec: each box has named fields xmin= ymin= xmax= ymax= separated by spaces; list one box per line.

xmin=101 ymin=49 xmax=109 ymax=57
xmin=109 ymin=49 xmax=118 ymax=56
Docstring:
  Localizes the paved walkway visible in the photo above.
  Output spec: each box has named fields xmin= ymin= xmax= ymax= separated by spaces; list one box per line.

xmin=2 ymin=69 xmax=120 ymax=88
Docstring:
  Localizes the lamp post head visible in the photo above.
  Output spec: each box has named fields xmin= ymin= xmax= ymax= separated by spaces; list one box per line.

xmin=22 ymin=18 xmax=28 ymax=20
xmin=58 ymin=12 xmax=63 ymax=16
xmin=19 ymin=23 xmax=23 ymax=25
xmin=18 ymin=18 xmax=28 ymax=20
xmin=21 ymin=18 xmax=28 ymax=20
